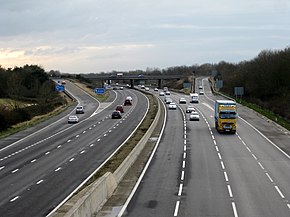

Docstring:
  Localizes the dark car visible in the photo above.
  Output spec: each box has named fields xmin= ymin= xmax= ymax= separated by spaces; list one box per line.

xmin=124 ymin=99 xmax=132 ymax=106
xmin=112 ymin=111 xmax=122 ymax=119
xmin=116 ymin=105 xmax=124 ymax=113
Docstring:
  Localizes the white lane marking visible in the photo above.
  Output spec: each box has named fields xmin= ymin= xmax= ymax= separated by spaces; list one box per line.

xmin=224 ymin=172 xmax=229 ymax=182
xmin=275 ymin=186 xmax=285 ymax=199
xmin=55 ymin=167 xmax=61 ymax=172
xmin=240 ymin=117 xmax=290 ymax=160
xmin=287 ymin=204 xmax=290 ymax=210
xmin=258 ymin=162 xmax=265 ymax=170
xmin=181 ymin=171 xmax=185 ymax=181
xmin=83 ymin=131 xmax=86 ymax=134
xmin=182 ymin=160 xmax=186 ymax=168
xmin=0 ymin=166 xmax=5 ymax=170
xmin=183 ymin=145 xmax=186 ymax=151
xmin=31 ymin=159 xmax=37 ymax=163
xmin=265 ymin=173 xmax=273 ymax=182
xmin=174 ymin=201 xmax=180 ymax=216
xmin=97 ymin=139 xmax=101 ymax=142
xmin=183 ymin=152 xmax=186 ymax=159
xmin=232 ymin=202 xmax=239 ymax=217
xmin=178 ymin=184 xmax=183 ymax=196
xmin=45 ymin=152 xmax=50 ymax=155
xmin=227 ymin=185 xmax=233 ymax=198
xmin=218 ymin=153 xmax=222 ymax=160
xmin=215 ymin=146 xmax=219 ymax=152
xmin=104 ymin=134 xmax=107 ymax=137
xmin=36 ymin=179 xmax=44 ymax=185
xmin=12 ymin=169 xmax=19 ymax=173
xmin=221 ymin=161 xmax=225 ymax=170
xmin=90 ymin=144 xmax=94 ymax=147
xmin=202 ymin=102 xmax=214 ymax=111
xmin=10 ymin=196 xmax=20 ymax=202
xmin=57 ymin=145 xmax=62 ymax=148
xmin=69 ymin=158 xmax=74 ymax=162
xmin=67 ymin=140 xmax=71 ymax=143
xmin=80 ymin=150 xmax=85 ymax=154
xmin=76 ymin=135 xmax=79 ymax=138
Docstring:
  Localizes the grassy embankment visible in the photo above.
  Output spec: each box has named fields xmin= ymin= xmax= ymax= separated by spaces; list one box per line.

xmin=0 ymin=92 xmax=74 ymax=139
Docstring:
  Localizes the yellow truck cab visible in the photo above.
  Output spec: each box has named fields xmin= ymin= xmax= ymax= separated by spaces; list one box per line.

xmin=214 ymin=100 xmax=237 ymax=133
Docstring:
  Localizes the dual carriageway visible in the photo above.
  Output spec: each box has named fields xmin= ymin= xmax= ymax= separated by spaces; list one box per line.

xmin=0 ymin=78 xmax=289 ymax=216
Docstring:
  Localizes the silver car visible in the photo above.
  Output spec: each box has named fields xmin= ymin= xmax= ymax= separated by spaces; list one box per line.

xmin=68 ymin=115 xmax=79 ymax=124
xmin=189 ymin=111 xmax=200 ymax=121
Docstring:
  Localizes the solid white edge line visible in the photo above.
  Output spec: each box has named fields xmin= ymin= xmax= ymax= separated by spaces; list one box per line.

xmin=240 ymin=117 xmax=290 ymax=160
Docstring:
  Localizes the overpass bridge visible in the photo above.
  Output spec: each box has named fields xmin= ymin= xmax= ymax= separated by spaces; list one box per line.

xmin=82 ymin=74 xmax=189 ymax=89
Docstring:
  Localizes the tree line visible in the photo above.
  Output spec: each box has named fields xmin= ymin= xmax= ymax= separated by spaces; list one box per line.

xmin=0 ymin=65 xmax=66 ymax=131
xmin=214 ymin=47 xmax=290 ymax=121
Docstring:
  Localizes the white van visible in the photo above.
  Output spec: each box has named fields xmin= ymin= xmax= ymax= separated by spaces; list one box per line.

xmin=190 ymin=93 xmax=199 ymax=103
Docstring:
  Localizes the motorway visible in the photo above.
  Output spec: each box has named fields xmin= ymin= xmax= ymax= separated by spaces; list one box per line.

xmin=0 ymin=81 xmax=149 ymax=217
xmin=121 ymin=78 xmax=290 ymax=217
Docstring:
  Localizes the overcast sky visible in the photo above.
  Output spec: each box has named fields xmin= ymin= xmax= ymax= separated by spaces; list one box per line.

xmin=0 ymin=0 xmax=289 ymax=73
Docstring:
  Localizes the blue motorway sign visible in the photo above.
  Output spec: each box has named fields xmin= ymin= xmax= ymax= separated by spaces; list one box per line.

xmin=55 ymin=84 xmax=65 ymax=92
xmin=95 ymin=88 xmax=105 ymax=94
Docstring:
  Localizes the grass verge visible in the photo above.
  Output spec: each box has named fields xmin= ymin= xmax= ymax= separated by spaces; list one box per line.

xmin=0 ymin=92 xmax=74 ymax=139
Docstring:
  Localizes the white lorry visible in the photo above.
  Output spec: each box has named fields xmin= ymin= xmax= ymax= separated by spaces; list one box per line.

xmin=190 ymin=93 xmax=199 ymax=103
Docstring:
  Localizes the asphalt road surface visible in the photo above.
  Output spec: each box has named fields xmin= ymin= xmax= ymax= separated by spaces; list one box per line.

xmin=123 ymin=79 xmax=290 ymax=217
xmin=0 ymin=82 xmax=149 ymax=217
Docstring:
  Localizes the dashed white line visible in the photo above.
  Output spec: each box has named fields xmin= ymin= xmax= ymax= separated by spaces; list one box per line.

xmin=80 ymin=150 xmax=85 ymax=154
xmin=36 ymin=179 xmax=44 ymax=185
xmin=258 ymin=162 xmax=265 ymax=170
xmin=104 ymin=134 xmax=107 ymax=137
xmin=182 ymin=160 xmax=186 ymax=168
xmin=232 ymin=202 xmax=239 ymax=217
xmin=178 ymin=184 xmax=183 ymax=196
xmin=83 ymin=131 xmax=86 ymax=134
xmin=265 ymin=173 xmax=273 ymax=182
xmin=174 ymin=201 xmax=180 ymax=216
xmin=183 ymin=152 xmax=186 ymax=159
xmin=31 ymin=159 xmax=37 ymax=163
xmin=76 ymin=135 xmax=80 ymax=138
xmin=45 ymin=152 xmax=50 ymax=155
xmin=0 ymin=166 xmax=5 ymax=170
xmin=10 ymin=196 xmax=20 ymax=202
xmin=224 ymin=172 xmax=229 ymax=182
xmin=181 ymin=171 xmax=185 ymax=181
xmin=97 ymin=139 xmax=101 ymax=142
xmin=218 ymin=153 xmax=222 ymax=160
xmin=227 ymin=185 xmax=233 ymax=198
xmin=67 ymin=140 xmax=71 ymax=143
xmin=57 ymin=145 xmax=62 ymax=148
xmin=183 ymin=146 xmax=186 ymax=151
xmin=90 ymin=144 xmax=94 ymax=147
xmin=220 ymin=161 xmax=225 ymax=170
xmin=275 ymin=186 xmax=285 ymax=199
xmin=69 ymin=158 xmax=74 ymax=162
xmin=12 ymin=169 xmax=19 ymax=173
xmin=55 ymin=167 xmax=62 ymax=172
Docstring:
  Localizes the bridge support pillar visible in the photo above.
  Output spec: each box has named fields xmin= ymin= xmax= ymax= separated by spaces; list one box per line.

xmin=130 ymin=79 xmax=134 ymax=88
xmin=158 ymin=79 xmax=163 ymax=89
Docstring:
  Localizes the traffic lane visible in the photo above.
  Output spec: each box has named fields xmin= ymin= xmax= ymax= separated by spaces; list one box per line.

xmin=126 ymin=102 xmax=184 ymax=217
xmin=0 ymin=88 xmax=138 ymax=173
xmin=214 ymin=132 xmax=290 ymax=217
xmin=0 ymin=91 xmax=148 ymax=216
xmin=177 ymin=107 xmax=233 ymax=217
xmin=0 ymin=90 xmax=141 ymax=200
xmin=196 ymin=99 xmax=290 ymax=217
xmin=0 ymin=80 xmax=103 ymax=150
xmin=236 ymin=120 xmax=290 ymax=211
